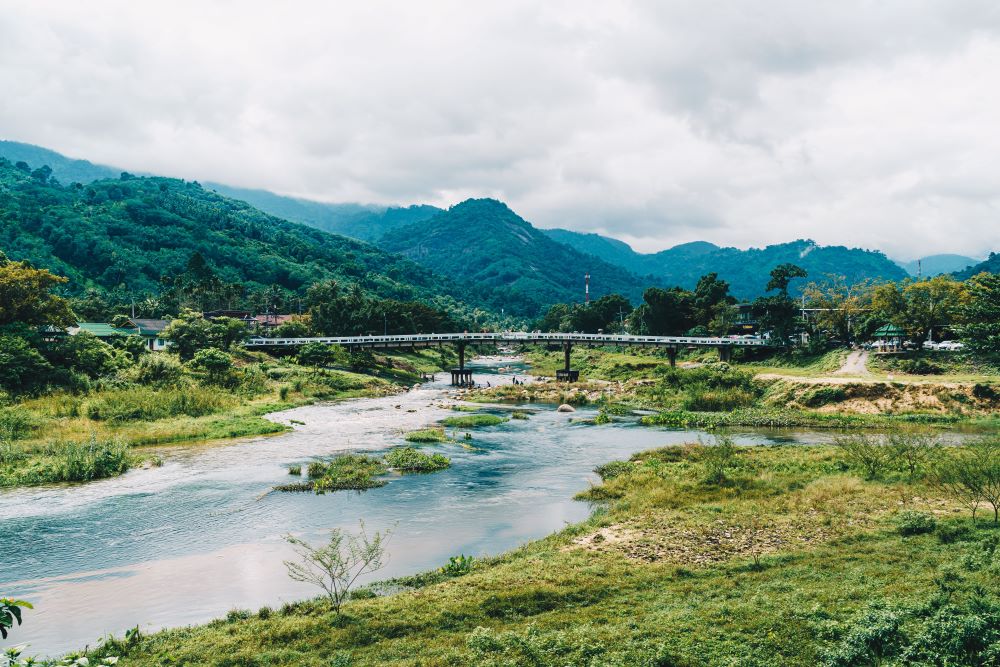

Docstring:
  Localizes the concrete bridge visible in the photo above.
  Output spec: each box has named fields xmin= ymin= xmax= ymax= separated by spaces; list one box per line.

xmin=244 ymin=332 xmax=769 ymax=385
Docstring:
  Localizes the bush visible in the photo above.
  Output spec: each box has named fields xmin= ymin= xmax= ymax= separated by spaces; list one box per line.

xmin=0 ymin=406 xmax=37 ymax=440
xmin=800 ymin=386 xmax=847 ymax=407
xmin=86 ymin=386 xmax=230 ymax=423
xmin=129 ymin=353 xmax=183 ymax=386
xmin=682 ymin=387 xmax=758 ymax=411
xmin=384 ymin=447 xmax=450 ymax=472
xmin=896 ymin=510 xmax=937 ymax=536
xmin=836 ymin=435 xmax=891 ymax=480
xmin=288 ymin=465 xmax=302 ymax=476
xmin=56 ymin=437 xmax=133 ymax=482
xmin=701 ymin=435 xmax=738 ymax=485
xmin=439 ymin=554 xmax=476 ymax=576
xmin=190 ymin=347 xmax=233 ymax=383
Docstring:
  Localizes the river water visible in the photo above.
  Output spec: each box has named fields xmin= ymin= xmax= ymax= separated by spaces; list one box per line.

xmin=2 ymin=359 xmax=842 ymax=657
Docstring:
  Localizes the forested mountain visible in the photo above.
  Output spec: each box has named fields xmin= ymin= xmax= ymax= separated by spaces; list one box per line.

xmin=541 ymin=228 xmax=906 ymax=299
xmin=954 ymin=252 xmax=1000 ymax=280
xmin=206 ymin=182 xmax=441 ymax=242
xmin=898 ymin=254 xmax=980 ymax=277
xmin=0 ymin=157 xmax=469 ymax=317
xmin=380 ymin=198 xmax=646 ymax=316
xmin=0 ymin=141 xmax=122 ymax=183
xmin=542 ymin=228 xmax=645 ymax=272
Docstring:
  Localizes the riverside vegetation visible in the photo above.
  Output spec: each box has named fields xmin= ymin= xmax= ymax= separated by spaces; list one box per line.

xmin=0 ymin=338 xmax=456 ymax=489
xmin=56 ymin=434 xmax=1000 ymax=666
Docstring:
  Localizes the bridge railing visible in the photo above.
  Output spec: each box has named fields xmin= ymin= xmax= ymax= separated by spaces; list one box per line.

xmin=244 ymin=332 xmax=769 ymax=348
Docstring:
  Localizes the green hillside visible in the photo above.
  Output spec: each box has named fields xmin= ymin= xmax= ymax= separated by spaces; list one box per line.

xmin=380 ymin=198 xmax=645 ymax=316
xmin=0 ymin=157 xmax=467 ymax=312
xmin=542 ymin=228 xmax=646 ymax=273
xmin=0 ymin=140 xmax=122 ymax=183
xmin=899 ymin=254 xmax=980 ymax=276
xmin=955 ymin=252 xmax=1000 ymax=279
xmin=206 ymin=182 xmax=441 ymax=242
xmin=541 ymin=228 xmax=907 ymax=299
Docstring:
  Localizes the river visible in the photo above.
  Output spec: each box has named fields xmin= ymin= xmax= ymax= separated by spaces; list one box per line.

xmin=2 ymin=359 xmax=842 ymax=657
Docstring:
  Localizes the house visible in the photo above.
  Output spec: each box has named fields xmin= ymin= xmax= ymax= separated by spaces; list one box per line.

xmin=69 ymin=322 xmax=134 ymax=341
xmin=127 ymin=319 xmax=171 ymax=351
xmin=252 ymin=314 xmax=296 ymax=332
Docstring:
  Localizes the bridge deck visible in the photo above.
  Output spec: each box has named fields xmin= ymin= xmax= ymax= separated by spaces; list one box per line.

xmin=244 ymin=332 xmax=768 ymax=348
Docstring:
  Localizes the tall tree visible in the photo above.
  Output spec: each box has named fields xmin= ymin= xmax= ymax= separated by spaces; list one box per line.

xmin=0 ymin=252 xmax=75 ymax=327
xmin=955 ymin=272 xmax=1000 ymax=358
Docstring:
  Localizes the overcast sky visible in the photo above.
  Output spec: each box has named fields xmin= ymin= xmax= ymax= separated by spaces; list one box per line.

xmin=3 ymin=1 xmax=1000 ymax=260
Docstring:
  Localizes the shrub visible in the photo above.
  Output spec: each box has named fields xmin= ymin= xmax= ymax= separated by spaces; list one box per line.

xmin=307 ymin=461 xmax=327 ymax=478
xmin=682 ymin=387 xmax=758 ymax=411
xmin=129 ymin=353 xmax=183 ymax=386
xmin=935 ymin=522 xmax=971 ymax=544
xmin=439 ymin=554 xmax=476 ymax=576
xmin=86 ymin=386 xmax=230 ymax=423
xmin=56 ymin=437 xmax=133 ymax=482
xmin=932 ymin=438 xmax=1000 ymax=523
xmin=702 ymin=435 xmax=738 ymax=485
xmin=896 ymin=510 xmax=937 ymax=536
xmin=0 ymin=406 xmax=37 ymax=441
xmin=288 ymin=465 xmax=302 ymax=476
xmin=190 ymin=347 xmax=233 ymax=383
xmin=511 ymin=411 xmax=530 ymax=420
xmin=800 ymin=386 xmax=848 ymax=407
xmin=836 ymin=435 xmax=891 ymax=480
xmin=384 ymin=447 xmax=450 ymax=472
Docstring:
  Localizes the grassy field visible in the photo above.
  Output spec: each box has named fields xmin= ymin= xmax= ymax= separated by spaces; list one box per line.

xmin=0 ymin=348 xmax=451 ymax=488
xmin=82 ymin=439 xmax=1000 ymax=666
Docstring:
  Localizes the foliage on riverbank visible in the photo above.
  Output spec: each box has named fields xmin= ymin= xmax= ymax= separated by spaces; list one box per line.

xmin=0 ymin=349 xmax=444 ymax=489
xmin=90 ymin=439 xmax=1000 ymax=666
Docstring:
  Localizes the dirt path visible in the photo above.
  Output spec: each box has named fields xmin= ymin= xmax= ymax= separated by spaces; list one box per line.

xmin=834 ymin=349 xmax=870 ymax=376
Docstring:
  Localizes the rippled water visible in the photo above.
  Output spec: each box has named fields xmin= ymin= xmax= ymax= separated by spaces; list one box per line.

xmin=2 ymin=360 xmax=842 ymax=656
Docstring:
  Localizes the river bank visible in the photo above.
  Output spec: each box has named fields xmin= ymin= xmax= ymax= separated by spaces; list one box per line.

xmin=62 ymin=433 xmax=1000 ymax=666
xmin=0 ymin=349 xmax=449 ymax=489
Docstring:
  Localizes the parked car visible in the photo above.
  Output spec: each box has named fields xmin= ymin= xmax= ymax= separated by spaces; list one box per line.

xmin=938 ymin=341 xmax=964 ymax=351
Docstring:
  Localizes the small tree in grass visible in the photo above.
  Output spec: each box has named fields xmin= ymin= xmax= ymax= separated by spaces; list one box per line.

xmin=284 ymin=522 xmax=391 ymax=613
xmin=933 ymin=439 xmax=1000 ymax=523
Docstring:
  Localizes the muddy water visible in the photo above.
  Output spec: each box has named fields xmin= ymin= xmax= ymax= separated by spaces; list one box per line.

xmin=2 ymin=360 xmax=843 ymax=656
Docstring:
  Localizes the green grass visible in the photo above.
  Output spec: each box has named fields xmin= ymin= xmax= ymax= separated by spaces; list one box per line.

xmin=97 ymin=442 xmax=1000 ymax=666
xmin=404 ymin=428 xmax=449 ymax=443
xmin=0 ymin=437 xmax=133 ymax=486
xmin=0 ymin=353 xmax=415 ymax=489
xmin=384 ymin=446 xmax=450 ymax=472
xmin=440 ymin=414 xmax=508 ymax=428
xmin=277 ymin=454 xmax=388 ymax=493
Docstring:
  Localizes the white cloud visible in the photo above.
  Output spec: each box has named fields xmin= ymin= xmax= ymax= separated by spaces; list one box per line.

xmin=2 ymin=0 xmax=999 ymax=260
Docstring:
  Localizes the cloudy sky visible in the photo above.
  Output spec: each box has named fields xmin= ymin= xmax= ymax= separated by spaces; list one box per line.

xmin=2 ymin=1 xmax=1000 ymax=260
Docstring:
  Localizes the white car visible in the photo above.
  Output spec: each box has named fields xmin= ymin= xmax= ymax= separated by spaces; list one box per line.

xmin=938 ymin=341 xmax=965 ymax=351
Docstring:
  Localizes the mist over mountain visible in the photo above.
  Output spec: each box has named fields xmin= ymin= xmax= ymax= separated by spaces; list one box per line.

xmin=897 ymin=254 xmax=981 ymax=277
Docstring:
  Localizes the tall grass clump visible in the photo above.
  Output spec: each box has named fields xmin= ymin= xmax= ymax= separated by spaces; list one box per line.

xmin=404 ymin=428 xmax=448 ymax=443
xmin=56 ymin=437 xmax=133 ymax=482
xmin=384 ymin=447 xmax=450 ymax=472
xmin=128 ymin=354 xmax=184 ymax=386
xmin=86 ymin=386 xmax=231 ymax=423
xmin=0 ymin=406 xmax=37 ymax=441
xmin=441 ymin=414 xmax=507 ymax=428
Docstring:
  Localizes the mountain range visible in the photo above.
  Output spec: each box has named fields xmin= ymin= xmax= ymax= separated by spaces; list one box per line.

xmin=1 ymin=140 xmax=995 ymax=315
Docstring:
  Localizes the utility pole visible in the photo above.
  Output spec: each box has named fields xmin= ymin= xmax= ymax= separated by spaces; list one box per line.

xmin=585 ymin=273 xmax=590 ymax=304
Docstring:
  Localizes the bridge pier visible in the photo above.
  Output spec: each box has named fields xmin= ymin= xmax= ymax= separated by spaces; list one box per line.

xmin=555 ymin=342 xmax=580 ymax=382
xmin=451 ymin=342 xmax=472 ymax=386
xmin=718 ymin=346 xmax=733 ymax=363
xmin=667 ymin=347 xmax=677 ymax=368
